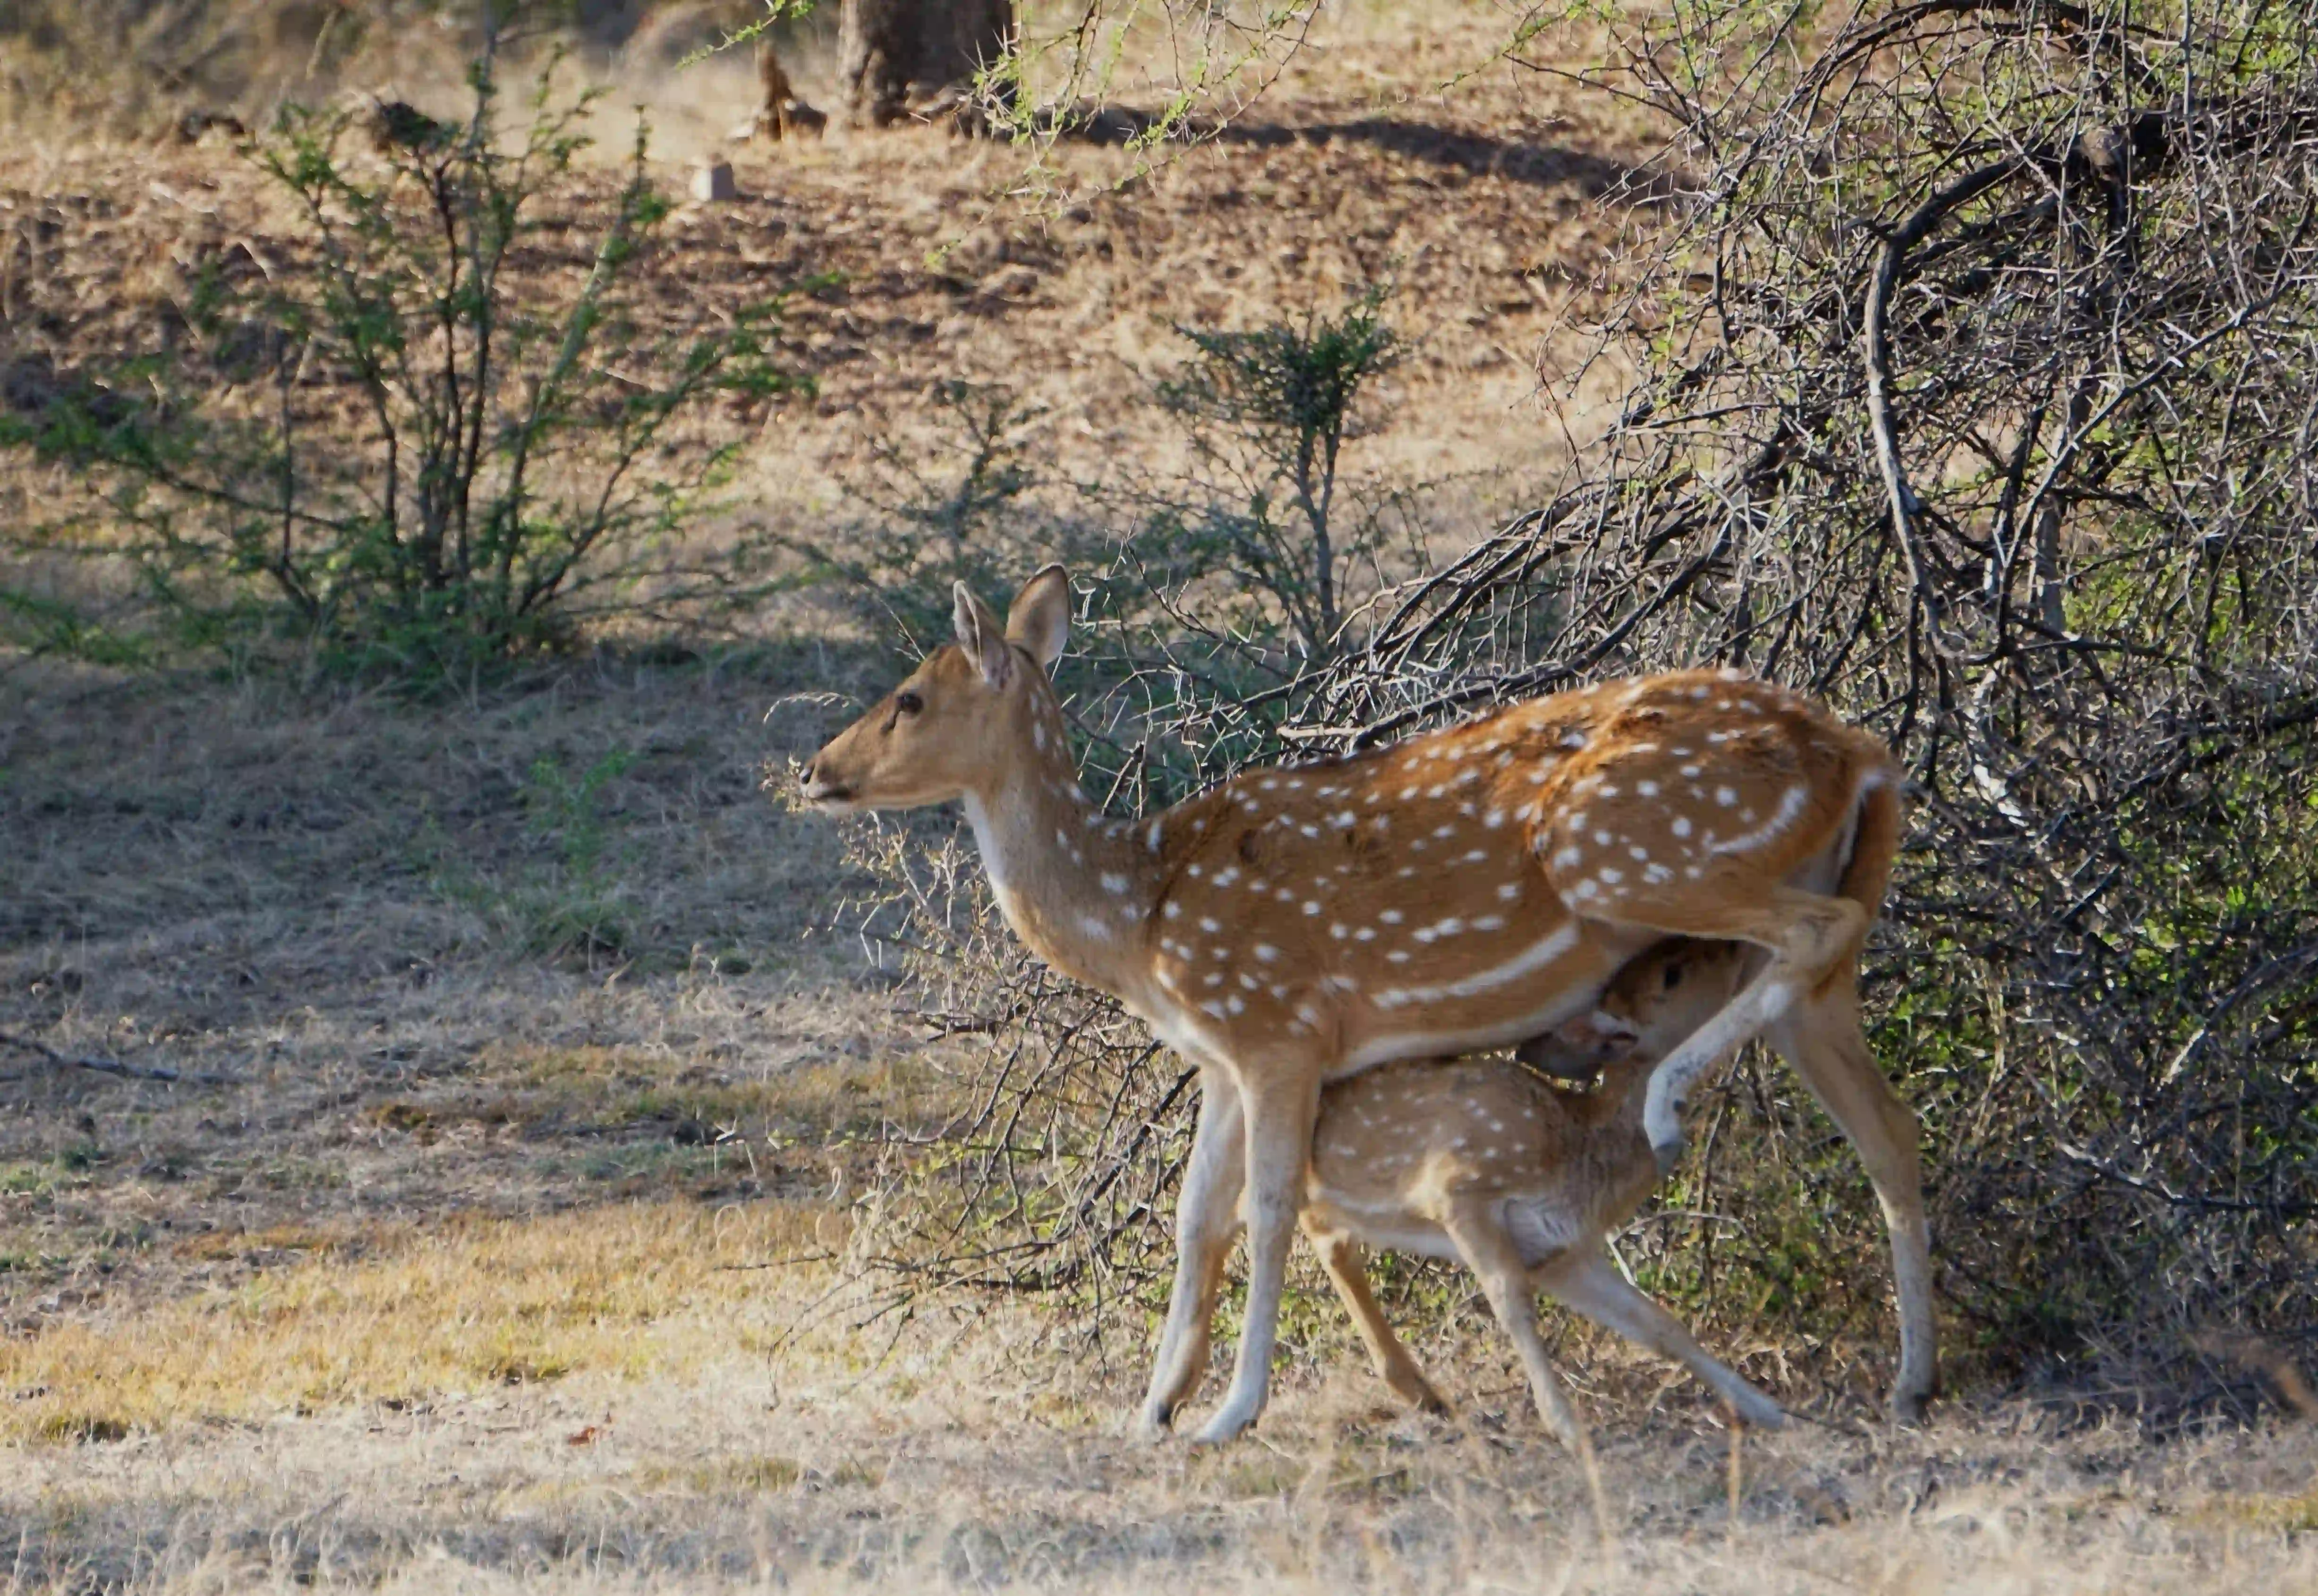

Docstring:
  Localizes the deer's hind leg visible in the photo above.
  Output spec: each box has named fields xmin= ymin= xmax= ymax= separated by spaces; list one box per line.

xmin=1556 ymin=884 xmax=1868 ymax=1167
xmin=1765 ymin=971 xmax=1936 ymax=1422
xmin=1305 ymin=1221 xmax=1447 ymax=1415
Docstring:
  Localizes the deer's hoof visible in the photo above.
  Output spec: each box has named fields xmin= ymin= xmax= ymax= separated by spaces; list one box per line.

xmin=1189 ymin=1403 xmax=1260 ymax=1448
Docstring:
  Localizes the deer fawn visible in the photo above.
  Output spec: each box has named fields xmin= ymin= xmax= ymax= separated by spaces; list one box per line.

xmin=798 ymin=567 xmax=1932 ymax=1443
xmin=1304 ymin=937 xmax=1785 ymax=1451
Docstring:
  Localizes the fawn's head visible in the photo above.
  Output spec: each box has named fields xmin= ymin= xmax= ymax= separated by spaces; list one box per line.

xmin=799 ymin=566 xmax=1072 ymax=812
xmin=1522 ymin=937 xmax=1749 ymax=1078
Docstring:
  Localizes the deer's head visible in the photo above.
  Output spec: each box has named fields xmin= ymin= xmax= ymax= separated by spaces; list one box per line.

xmin=798 ymin=566 xmax=1071 ymax=812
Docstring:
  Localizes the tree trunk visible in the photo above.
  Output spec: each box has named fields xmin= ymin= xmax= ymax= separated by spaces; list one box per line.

xmin=837 ymin=0 xmax=1014 ymax=131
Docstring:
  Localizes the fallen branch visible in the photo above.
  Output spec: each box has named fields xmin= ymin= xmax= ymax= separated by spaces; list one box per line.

xmin=0 ymin=1029 xmax=238 ymax=1087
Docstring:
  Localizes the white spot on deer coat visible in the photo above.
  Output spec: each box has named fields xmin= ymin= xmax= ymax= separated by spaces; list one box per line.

xmin=1710 ymin=782 xmax=1813 ymax=856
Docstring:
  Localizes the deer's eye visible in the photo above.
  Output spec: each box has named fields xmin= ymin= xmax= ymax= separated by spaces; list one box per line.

xmin=895 ymin=691 xmax=924 ymax=716
xmin=1662 ymin=963 xmax=1683 ymax=990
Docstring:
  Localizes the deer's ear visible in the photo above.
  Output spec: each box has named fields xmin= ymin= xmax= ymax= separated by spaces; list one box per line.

xmin=1006 ymin=564 xmax=1072 ymax=673
xmin=953 ymin=582 xmax=1014 ymax=687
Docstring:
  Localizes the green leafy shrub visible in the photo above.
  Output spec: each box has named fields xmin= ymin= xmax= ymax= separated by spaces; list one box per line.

xmin=1141 ymin=283 xmax=1407 ymax=661
xmin=0 ymin=18 xmax=797 ymax=686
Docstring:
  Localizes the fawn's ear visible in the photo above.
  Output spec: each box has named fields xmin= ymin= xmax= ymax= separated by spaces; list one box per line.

xmin=953 ymin=582 xmax=1014 ymax=688
xmin=1006 ymin=564 xmax=1072 ymax=673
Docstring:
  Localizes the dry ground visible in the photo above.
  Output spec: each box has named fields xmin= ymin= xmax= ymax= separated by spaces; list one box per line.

xmin=6 ymin=7 xmax=2318 ymax=1591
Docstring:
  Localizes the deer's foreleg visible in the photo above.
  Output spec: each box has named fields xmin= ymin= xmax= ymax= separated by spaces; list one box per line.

xmin=1138 ymin=1074 xmax=1244 ymax=1436
xmin=1187 ymin=1065 xmax=1319 ymax=1445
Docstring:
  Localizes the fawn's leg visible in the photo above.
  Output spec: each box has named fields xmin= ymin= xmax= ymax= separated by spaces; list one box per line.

xmin=1438 ymin=1199 xmax=1590 ymax=1453
xmin=1305 ymin=1220 xmax=1447 ymax=1414
xmin=1543 ymin=1248 xmax=1785 ymax=1429
xmin=1440 ymin=1196 xmax=1613 ymax=1539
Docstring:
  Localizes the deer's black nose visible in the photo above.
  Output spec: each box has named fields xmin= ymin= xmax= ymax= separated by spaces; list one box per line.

xmin=798 ymin=763 xmax=815 ymax=788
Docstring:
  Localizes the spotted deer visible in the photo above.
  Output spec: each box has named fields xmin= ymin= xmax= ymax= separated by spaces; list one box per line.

xmin=797 ymin=566 xmax=1933 ymax=1443
xmin=1303 ymin=937 xmax=1785 ymax=1451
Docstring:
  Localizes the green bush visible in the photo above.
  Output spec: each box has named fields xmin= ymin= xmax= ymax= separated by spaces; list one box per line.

xmin=1145 ymin=283 xmax=1404 ymax=661
xmin=0 ymin=20 xmax=797 ymax=687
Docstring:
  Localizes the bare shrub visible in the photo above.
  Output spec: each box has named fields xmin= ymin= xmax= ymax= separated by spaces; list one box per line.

xmin=836 ymin=0 xmax=2318 ymax=1410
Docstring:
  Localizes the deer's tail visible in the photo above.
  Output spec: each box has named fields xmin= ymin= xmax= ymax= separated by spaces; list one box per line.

xmin=1838 ymin=764 xmax=1903 ymax=920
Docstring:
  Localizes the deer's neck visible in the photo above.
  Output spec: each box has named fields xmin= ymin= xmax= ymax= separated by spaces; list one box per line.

xmin=960 ymin=701 xmax=1160 ymax=1004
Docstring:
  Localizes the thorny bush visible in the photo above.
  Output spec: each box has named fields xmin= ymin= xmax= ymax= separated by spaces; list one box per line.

xmin=831 ymin=0 xmax=2318 ymax=1416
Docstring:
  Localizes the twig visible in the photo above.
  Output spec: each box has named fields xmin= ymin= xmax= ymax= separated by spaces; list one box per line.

xmin=0 ymin=1030 xmax=237 ymax=1087
xmin=900 ymin=1009 xmax=1008 ymax=1036
xmin=1863 ymin=157 xmax=2025 ymax=652
xmin=1727 ymin=1415 xmax=1744 ymax=1531
xmin=714 ymin=1250 xmax=837 ymax=1273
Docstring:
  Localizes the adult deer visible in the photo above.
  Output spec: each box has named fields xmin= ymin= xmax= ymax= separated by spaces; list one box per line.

xmin=798 ymin=566 xmax=1933 ymax=1443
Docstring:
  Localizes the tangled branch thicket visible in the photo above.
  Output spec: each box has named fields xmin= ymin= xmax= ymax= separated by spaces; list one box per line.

xmin=840 ymin=0 xmax=2318 ymax=1409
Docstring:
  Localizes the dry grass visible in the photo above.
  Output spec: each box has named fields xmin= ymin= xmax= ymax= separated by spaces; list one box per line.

xmin=1 ymin=4 xmax=1659 ymax=635
xmin=0 ymin=1201 xmax=838 ymax=1443
xmin=0 ymin=652 xmax=960 ymax=1325
xmin=4 ymin=1280 xmax=2317 ymax=1591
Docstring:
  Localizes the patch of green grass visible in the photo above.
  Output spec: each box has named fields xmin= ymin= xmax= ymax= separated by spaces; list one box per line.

xmin=0 ymin=1164 xmax=55 ymax=1196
